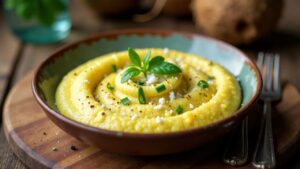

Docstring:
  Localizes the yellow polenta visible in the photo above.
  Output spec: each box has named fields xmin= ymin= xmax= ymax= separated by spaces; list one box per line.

xmin=56 ymin=49 xmax=241 ymax=133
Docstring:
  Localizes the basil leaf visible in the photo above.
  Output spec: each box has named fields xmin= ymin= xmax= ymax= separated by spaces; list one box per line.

xmin=138 ymin=87 xmax=146 ymax=104
xmin=148 ymin=56 xmax=164 ymax=70
xmin=149 ymin=62 xmax=182 ymax=75
xmin=128 ymin=48 xmax=141 ymax=67
xmin=121 ymin=67 xmax=141 ymax=83
xmin=143 ymin=50 xmax=151 ymax=71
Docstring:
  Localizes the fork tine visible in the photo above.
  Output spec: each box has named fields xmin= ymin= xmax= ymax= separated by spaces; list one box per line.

xmin=265 ymin=54 xmax=274 ymax=91
xmin=257 ymin=53 xmax=265 ymax=91
xmin=257 ymin=52 xmax=264 ymax=71
xmin=273 ymin=54 xmax=281 ymax=92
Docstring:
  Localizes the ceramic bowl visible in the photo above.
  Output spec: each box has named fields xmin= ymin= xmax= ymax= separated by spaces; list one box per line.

xmin=32 ymin=29 xmax=262 ymax=155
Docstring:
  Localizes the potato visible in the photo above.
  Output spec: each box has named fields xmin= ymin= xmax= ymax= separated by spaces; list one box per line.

xmin=191 ymin=0 xmax=283 ymax=45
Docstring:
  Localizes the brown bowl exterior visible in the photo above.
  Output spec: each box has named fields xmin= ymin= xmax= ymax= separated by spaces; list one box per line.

xmin=32 ymin=29 xmax=262 ymax=155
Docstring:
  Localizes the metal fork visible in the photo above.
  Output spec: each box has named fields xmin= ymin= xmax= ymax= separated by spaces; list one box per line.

xmin=252 ymin=53 xmax=281 ymax=169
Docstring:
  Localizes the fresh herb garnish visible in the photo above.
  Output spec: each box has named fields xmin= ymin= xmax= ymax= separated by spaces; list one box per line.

xmin=176 ymin=105 xmax=183 ymax=114
xmin=121 ymin=67 xmax=141 ymax=83
xmin=208 ymin=75 xmax=215 ymax=80
xmin=121 ymin=97 xmax=130 ymax=105
xmin=156 ymin=84 xmax=166 ymax=93
xmin=138 ymin=87 xmax=146 ymax=104
xmin=106 ymin=83 xmax=115 ymax=90
xmin=112 ymin=64 xmax=117 ymax=73
xmin=197 ymin=80 xmax=209 ymax=89
xmin=121 ymin=48 xmax=182 ymax=83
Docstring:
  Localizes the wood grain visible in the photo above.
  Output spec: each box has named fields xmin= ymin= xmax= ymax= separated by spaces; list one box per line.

xmin=3 ymin=72 xmax=300 ymax=169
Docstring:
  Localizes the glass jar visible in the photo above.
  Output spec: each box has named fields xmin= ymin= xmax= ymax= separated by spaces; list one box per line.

xmin=4 ymin=0 xmax=71 ymax=44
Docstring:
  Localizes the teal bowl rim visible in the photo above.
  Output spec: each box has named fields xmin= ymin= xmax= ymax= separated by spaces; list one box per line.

xmin=32 ymin=28 xmax=262 ymax=138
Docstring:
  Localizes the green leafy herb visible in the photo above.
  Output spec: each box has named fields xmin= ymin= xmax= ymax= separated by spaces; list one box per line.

xmin=121 ymin=48 xmax=182 ymax=83
xmin=138 ymin=87 xmax=146 ymax=104
xmin=197 ymin=80 xmax=209 ymax=89
xmin=208 ymin=75 xmax=215 ymax=80
xmin=148 ymin=56 xmax=165 ymax=69
xmin=5 ymin=0 xmax=67 ymax=26
xmin=121 ymin=97 xmax=130 ymax=105
xmin=106 ymin=83 xmax=115 ymax=90
xmin=149 ymin=61 xmax=182 ymax=75
xmin=143 ymin=50 xmax=151 ymax=71
xmin=128 ymin=48 xmax=141 ymax=67
xmin=176 ymin=105 xmax=183 ymax=114
xmin=156 ymin=84 xmax=166 ymax=93
xmin=112 ymin=64 xmax=117 ymax=73
xmin=121 ymin=67 xmax=141 ymax=83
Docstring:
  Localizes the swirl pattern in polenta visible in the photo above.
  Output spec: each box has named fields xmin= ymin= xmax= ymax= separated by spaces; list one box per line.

xmin=56 ymin=48 xmax=241 ymax=133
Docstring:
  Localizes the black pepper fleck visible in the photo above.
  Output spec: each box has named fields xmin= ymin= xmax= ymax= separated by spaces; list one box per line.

xmin=70 ymin=145 xmax=78 ymax=151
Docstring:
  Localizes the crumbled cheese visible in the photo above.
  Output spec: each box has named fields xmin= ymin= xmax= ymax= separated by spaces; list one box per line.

xmin=163 ymin=48 xmax=169 ymax=54
xmin=128 ymin=79 xmax=132 ymax=83
xmin=146 ymin=74 xmax=157 ymax=85
xmin=158 ymin=98 xmax=165 ymax=105
xmin=121 ymin=112 xmax=126 ymax=116
xmin=154 ymin=104 xmax=163 ymax=110
xmin=169 ymin=91 xmax=175 ymax=100
xmin=131 ymin=114 xmax=137 ymax=120
xmin=156 ymin=117 xmax=162 ymax=123
xmin=189 ymin=103 xmax=194 ymax=109
xmin=176 ymin=57 xmax=182 ymax=63
xmin=208 ymin=80 xmax=213 ymax=85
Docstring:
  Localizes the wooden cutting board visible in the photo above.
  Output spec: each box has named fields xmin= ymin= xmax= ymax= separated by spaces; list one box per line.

xmin=3 ymin=72 xmax=300 ymax=169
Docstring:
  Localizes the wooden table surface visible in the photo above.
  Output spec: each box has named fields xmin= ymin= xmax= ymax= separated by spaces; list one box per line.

xmin=0 ymin=0 xmax=299 ymax=168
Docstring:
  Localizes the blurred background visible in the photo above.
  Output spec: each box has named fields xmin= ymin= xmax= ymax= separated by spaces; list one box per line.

xmin=0 ymin=0 xmax=300 ymax=168
xmin=1 ymin=0 xmax=294 ymax=45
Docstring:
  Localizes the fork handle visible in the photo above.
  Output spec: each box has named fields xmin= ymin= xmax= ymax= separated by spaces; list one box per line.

xmin=222 ymin=117 xmax=248 ymax=166
xmin=252 ymin=100 xmax=276 ymax=169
